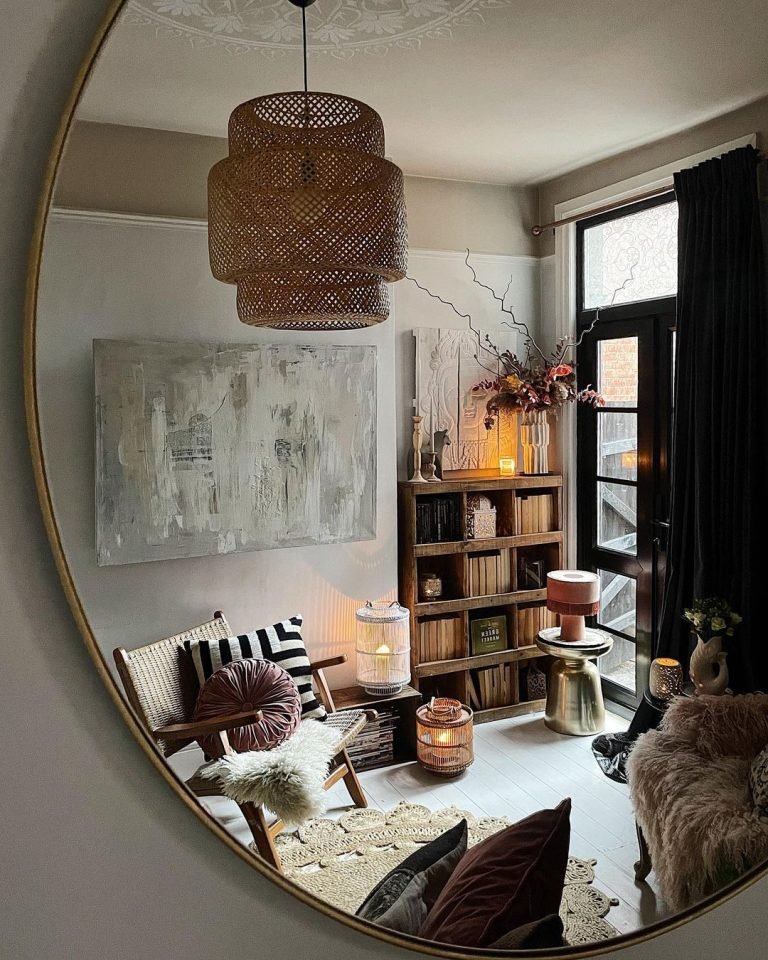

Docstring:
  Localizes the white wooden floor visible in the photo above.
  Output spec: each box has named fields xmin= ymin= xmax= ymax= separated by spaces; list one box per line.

xmin=171 ymin=708 xmax=670 ymax=937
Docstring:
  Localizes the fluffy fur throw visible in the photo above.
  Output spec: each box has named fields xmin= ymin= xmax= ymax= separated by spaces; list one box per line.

xmin=628 ymin=694 xmax=768 ymax=911
xmin=201 ymin=721 xmax=341 ymax=827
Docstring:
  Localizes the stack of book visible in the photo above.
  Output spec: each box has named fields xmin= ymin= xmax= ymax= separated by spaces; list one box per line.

xmin=467 ymin=550 xmax=512 ymax=596
xmin=418 ymin=615 xmax=464 ymax=662
xmin=469 ymin=663 xmax=519 ymax=710
xmin=346 ymin=708 xmax=398 ymax=771
xmin=516 ymin=605 xmax=559 ymax=646
xmin=416 ymin=496 xmax=461 ymax=543
xmin=515 ymin=494 xmax=555 ymax=534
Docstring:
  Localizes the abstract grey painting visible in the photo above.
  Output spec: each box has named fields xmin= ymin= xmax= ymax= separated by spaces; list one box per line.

xmin=95 ymin=339 xmax=377 ymax=565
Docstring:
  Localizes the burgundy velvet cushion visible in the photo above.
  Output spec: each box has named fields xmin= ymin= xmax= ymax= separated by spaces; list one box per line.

xmin=418 ymin=798 xmax=571 ymax=947
xmin=193 ymin=658 xmax=302 ymax=758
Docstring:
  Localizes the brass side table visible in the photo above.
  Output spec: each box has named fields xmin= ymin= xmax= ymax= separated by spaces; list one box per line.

xmin=535 ymin=627 xmax=613 ymax=736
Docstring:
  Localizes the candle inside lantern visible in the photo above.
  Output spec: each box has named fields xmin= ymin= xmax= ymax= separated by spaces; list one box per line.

xmin=499 ymin=457 xmax=516 ymax=476
xmin=374 ymin=643 xmax=391 ymax=684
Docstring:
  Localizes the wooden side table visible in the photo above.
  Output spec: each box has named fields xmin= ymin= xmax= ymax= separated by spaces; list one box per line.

xmin=330 ymin=684 xmax=422 ymax=770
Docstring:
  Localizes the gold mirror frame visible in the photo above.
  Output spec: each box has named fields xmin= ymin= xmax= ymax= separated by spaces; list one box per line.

xmin=22 ymin=1 xmax=768 ymax=955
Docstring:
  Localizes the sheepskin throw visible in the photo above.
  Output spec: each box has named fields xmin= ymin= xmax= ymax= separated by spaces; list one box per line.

xmin=201 ymin=721 xmax=341 ymax=826
xmin=750 ymin=745 xmax=768 ymax=816
xmin=628 ymin=693 xmax=768 ymax=911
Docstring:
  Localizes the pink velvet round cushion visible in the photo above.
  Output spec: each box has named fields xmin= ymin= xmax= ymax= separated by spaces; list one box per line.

xmin=193 ymin=658 xmax=302 ymax=758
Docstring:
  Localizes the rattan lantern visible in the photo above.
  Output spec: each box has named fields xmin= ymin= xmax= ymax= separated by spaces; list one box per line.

xmin=355 ymin=601 xmax=411 ymax=696
xmin=416 ymin=698 xmax=474 ymax=777
xmin=208 ymin=0 xmax=407 ymax=330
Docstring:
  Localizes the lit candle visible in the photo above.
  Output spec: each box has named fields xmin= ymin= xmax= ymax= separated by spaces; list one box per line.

xmin=374 ymin=643 xmax=391 ymax=684
xmin=499 ymin=457 xmax=516 ymax=476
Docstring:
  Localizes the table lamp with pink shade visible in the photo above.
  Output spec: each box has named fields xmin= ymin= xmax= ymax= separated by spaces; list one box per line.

xmin=546 ymin=570 xmax=601 ymax=642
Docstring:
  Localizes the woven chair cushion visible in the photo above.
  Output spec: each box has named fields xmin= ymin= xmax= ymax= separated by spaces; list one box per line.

xmin=322 ymin=709 xmax=368 ymax=750
xmin=193 ymin=659 xmax=302 ymax=758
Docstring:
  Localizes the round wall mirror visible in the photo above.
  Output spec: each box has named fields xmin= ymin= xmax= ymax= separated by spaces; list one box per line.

xmin=26 ymin=0 xmax=768 ymax=956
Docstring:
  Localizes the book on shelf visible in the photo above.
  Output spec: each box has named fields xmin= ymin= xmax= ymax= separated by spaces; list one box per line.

xmin=470 ymin=663 xmax=520 ymax=710
xmin=515 ymin=494 xmax=555 ymax=535
xmin=469 ymin=614 xmax=507 ymax=656
xmin=418 ymin=615 xmax=463 ymax=662
xmin=415 ymin=496 xmax=461 ymax=544
xmin=516 ymin=605 xmax=559 ymax=646
xmin=467 ymin=550 xmax=512 ymax=598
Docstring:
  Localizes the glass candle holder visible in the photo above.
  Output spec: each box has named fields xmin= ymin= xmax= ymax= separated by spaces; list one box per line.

xmin=419 ymin=573 xmax=443 ymax=601
xmin=355 ymin=601 xmax=411 ymax=696
xmin=416 ymin=697 xmax=474 ymax=777
xmin=499 ymin=457 xmax=516 ymax=477
xmin=649 ymin=657 xmax=684 ymax=700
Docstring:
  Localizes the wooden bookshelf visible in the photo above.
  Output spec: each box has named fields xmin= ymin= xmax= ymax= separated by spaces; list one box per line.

xmin=398 ymin=474 xmax=562 ymax=725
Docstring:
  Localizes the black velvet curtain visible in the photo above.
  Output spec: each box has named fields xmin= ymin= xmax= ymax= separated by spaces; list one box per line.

xmin=656 ymin=145 xmax=768 ymax=691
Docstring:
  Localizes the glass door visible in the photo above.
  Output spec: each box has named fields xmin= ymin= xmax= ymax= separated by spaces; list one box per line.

xmin=576 ymin=196 xmax=677 ymax=709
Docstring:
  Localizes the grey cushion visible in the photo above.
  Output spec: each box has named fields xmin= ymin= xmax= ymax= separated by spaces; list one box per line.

xmin=749 ymin=744 xmax=768 ymax=815
xmin=356 ymin=820 xmax=468 ymax=934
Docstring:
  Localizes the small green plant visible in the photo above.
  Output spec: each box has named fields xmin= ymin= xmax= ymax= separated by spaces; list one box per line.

xmin=684 ymin=597 xmax=742 ymax=641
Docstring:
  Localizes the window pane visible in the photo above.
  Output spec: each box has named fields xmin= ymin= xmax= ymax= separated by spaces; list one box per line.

xmin=597 ymin=481 xmax=637 ymax=555
xmin=598 ymin=412 xmax=637 ymax=480
xmin=598 ymin=337 xmax=637 ymax=407
xmin=600 ymin=635 xmax=637 ymax=693
xmin=583 ymin=201 xmax=677 ymax=309
xmin=596 ymin=569 xmax=637 ymax=638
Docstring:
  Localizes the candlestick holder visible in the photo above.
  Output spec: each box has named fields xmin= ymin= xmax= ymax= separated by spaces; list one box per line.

xmin=410 ymin=415 xmax=427 ymax=482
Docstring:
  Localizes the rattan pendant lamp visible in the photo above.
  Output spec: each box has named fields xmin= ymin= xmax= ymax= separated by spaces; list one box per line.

xmin=208 ymin=0 xmax=408 ymax=330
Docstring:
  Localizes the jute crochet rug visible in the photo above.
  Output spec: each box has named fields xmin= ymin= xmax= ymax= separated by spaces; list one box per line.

xmin=275 ymin=802 xmax=619 ymax=945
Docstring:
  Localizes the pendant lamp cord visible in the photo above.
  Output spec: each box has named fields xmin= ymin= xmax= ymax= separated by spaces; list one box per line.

xmin=302 ymin=5 xmax=308 ymax=95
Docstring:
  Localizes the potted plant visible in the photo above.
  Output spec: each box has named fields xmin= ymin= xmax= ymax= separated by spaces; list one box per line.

xmin=684 ymin=597 xmax=742 ymax=695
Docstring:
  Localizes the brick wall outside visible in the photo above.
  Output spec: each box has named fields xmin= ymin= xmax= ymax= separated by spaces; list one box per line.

xmin=599 ymin=337 xmax=637 ymax=404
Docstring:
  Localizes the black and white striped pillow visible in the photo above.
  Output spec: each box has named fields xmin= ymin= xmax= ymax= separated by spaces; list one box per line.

xmin=183 ymin=615 xmax=326 ymax=721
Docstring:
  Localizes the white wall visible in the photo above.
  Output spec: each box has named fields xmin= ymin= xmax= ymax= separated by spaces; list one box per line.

xmin=39 ymin=213 xmax=397 ymax=686
xmin=37 ymin=214 xmax=542 ymax=676
xmin=396 ymin=250 xmax=540 ymax=478
xmin=4 ymin=2 xmax=768 ymax=958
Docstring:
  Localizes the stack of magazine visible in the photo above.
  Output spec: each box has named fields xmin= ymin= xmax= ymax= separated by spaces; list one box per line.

xmin=346 ymin=708 xmax=398 ymax=771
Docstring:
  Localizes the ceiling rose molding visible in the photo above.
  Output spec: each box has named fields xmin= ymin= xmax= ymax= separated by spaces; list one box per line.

xmin=123 ymin=0 xmax=513 ymax=59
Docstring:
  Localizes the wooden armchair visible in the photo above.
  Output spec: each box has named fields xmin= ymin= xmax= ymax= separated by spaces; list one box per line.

xmin=113 ymin=611 xmax=373 ymax=872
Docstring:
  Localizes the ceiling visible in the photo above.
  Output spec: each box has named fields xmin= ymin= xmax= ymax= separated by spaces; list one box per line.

xmin=78 ymin=0 xmax=768 ymax=184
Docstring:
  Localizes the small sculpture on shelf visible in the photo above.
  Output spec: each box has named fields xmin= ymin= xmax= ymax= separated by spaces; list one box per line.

xmin=432 ymin=430 xmax=450 ymax=479
xmin=422 ymin=451 xmax=439 ymax=482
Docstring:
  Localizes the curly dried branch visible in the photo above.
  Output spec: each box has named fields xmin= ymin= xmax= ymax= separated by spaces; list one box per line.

xmin=462 ymin=251 xmax=549 ymax=364
xmin=404 ymin=275 xmax=502 ymax=380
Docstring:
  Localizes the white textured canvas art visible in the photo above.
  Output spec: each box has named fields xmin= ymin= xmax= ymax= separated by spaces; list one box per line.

xmin=95 ymin=339 xmax=377 ymax=566
xmin=414 ymin=328 xmax=516 ymax=472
